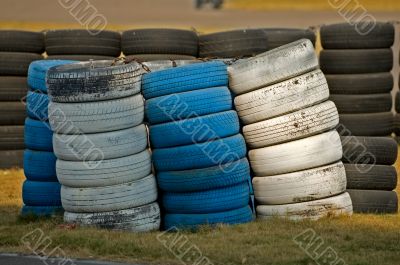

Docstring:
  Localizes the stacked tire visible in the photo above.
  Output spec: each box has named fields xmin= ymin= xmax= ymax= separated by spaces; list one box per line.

xmin=47 ymin=60 xmax=160 ymax=232
xmin=22 ymin=60 xmax=74 ymax=217
xmin=142 ymin=61 xmax=253 ymax=230
xmin=45 ymin=29 xmax=121 ymax=61
xmin=228 ymin=39 xmax=353 ymax=220
xmin=320 ymin=22 xmax=395 ymax=137
xmin=0 ymin=30 xmax=44 ymax=168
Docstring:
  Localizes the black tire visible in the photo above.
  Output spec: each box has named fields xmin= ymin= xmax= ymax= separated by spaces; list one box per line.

xmin=0 ymin=102 xmax=25 ymax=125
xmin=122 ymin=29 xmax=198 ymax=56
xmin=0 ymin=30 xmax=44 ymax=53
xmin=0 ymin=126 xmax=24 ymax=150
xmin=320 ymin=49 xmax=393 ymax=74
xmin=395 ymin=91 xmax=400 ymax=113
xmin=45 ymin=29 xmax=121 ymax=57
xmin=330 ymin=94 xmax=392 ymax=114
xmin=46 ymin=55 xmax=116 ymax=61
xmin=347 ymin=189 xmax=398 ymax=214
xmin=262 ymin=28 xmax=316 ymax=50
xmin=345 ymin=164 xmax=397 ymax=190
xmin=321 ymin=22 xmax=395 ymax=49
xmin=124 ymin=54 xmax=196 ymax=62
xmin=325 ymin=73 xmax=393 ymax=94
xmin=0 ymin=150 xmax=23 ymax=168
xmin=341 ymin=136 xmax=397 ymax=165
xmin=338 ymin=112 xmax=393 ymax=136
xmin=0 ymin=52 xmax=43 ymax=76
xmin=0 ymin=76 xmax=28 ymax=101
xmin=199 ymin=29 xmax=268 ymax=58
xmin=394 ymin=114 xmax=400 ymax=135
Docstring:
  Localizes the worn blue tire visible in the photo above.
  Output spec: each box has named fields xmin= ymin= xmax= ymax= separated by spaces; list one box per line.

xmin=153 ymin=134 xmax=246 ymax=171
xmin=141 ymin=61 xmax=228 ymax=99
xmin=145 ymin=86 xmax=232 ymax=124
xmin=24 ymin=118 xmax=53 ymax=151
xmin=27 ymin=59 xmax=76 ymax=92
xmin=26 ymin=91 xmax=49 ymax=121
xmin=164 ymin=205 xmax=253 ymax=230
xmin=24 ymin=149 xmax=57 ymax=182
xmin=149 ymin=110 xmax=239 ymax=148
xmin=22 ymin=180 xmax=61 ymax=206
xmin=162 ymin=181 xmax=250 ymax=214
xmin=158 ymin=158 xmax=250 ymax=192
xmin=21 ymin=205 xmax=63 ymax=217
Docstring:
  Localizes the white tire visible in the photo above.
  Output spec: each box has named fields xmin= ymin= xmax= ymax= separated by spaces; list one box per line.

xmin=56 ymin=150 xmax=151 ymax=188
xmin=243 ymin=101 xmax=339 ymax=148
xmin=53 ymin=124 xmax=148 ymax=161
xmin=142 ymin=60 xmax=198 ymax=72
xmin=234 ymin=69 xmax=329 ymax=125
xmin=256 ymin=192 xmax=353 ymax=220
xmin=64 ymin=202 xmax=161 ymax=232
xmin=253 ymin=162 xmax=346 ymax=205
xmin=249 ymin=130 xmax=342 ymax=176
xmin=61 ymin=174 xmax=157 ymax=213
xmin=228 ymin=39 xmax=318 ymax=95
xmin=49 ymin=94 xmax=144 ymax=134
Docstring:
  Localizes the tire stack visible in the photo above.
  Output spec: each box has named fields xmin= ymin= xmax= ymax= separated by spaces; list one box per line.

xmin=45 ymin=29 xmax=121 ymax=61
xmin=320 ymin=22 xmax=398 ymax=214
xmin=47 ymin=60 xmax=160 ymax=232
xmin=229 ymin=39 xmax=353 ymax=220
xmin=142 ymin=61 xmax=253 ymax=230
xmin=22 ymin=60 xmax=74 ymax=217
xmin=0 ymin=30 xmax=44 ymax=168
xmin=122 ymin=29 xmax=198 ymax=61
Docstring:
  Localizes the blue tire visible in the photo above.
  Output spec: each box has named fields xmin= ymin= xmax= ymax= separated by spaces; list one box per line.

xmin=162 ymin=181 xmax=250 ymax=214
xmin=21 ymin=205 xmax=63 ymax=217
xmin=164 ymin=205 xmax=253 ymax=230
xmin=149 ymin=110 xmax=239 ymax=148
xmin=158 ymin=158 xmax=250 ymax=192
xmin=22 ymin=180 xmax=61 ymax=206
xmin=24 ymin=149 xmax=57 ymax=182
xmin=28 ymin=60 xmax=76 ymax=92
xmin=26 ymin=91 xmax=49 ymax=121
xmin=153 ymin=134 xmax=246 ymax=171
xmin=24 ymin=118 xmax=53 ymax=151
xmin=142 ymin=61 xmax=228 ymax=99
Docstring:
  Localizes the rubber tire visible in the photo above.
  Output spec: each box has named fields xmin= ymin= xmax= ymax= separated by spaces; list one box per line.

xmin=46 ymin=55 xmax=116 ymax=61
xmin=330 ymin=94 xmax=392 ymax=114
xmin=249 ymin=130 xmax=343 ymax=176
xmin=341 ymin=136 xmax=397 ymax=165
xmin=396 ymin=91 xmax=400 ymax=113
xmin=140 ymin=59 xmax=199 ymax=72
xmin=0 ymin=126 xmax=24 ymax=150
xmin=228 ymin=39 xmax=318 ymax=95
xmin=0 ymin=52 xmax=43 ymax=76
xmin=23 ymin=149 xmax=57 ymax=182
xmin=0 ymin=102 xmax=25 ymax=125
xmin=53 ymin=124 xmax=147 ymax=161
xmin=345 ymin=164 xmax=397 ymax=191
xmin=121 ymin=29 xmax=198 ymax=56
xmin=347 ymin=189 xmax=398 ymax=214
xmin=0 ymin=150 xmax=23 ymax=168
xmin=47 ymin=60 xmax=144 ymax=102
xmin=262 ymin=28 xmax=316 ymax=50
xmin=61 ymin=174 xmax=157 ymax=213
xmin=394 ymin=114 xmax=400 ymax=136
xmin=234 ymin=69 xmax=329 ymax=124
xmin=319 ymin=49 xmax=393 ymax=74
xmin=325 ymin=73 xmax=393 ymax=94
xmin=22 ymin=180 xmax=61 ymax=206
xmin=0 ymin=76 xmax=28 ymax=101
xmin=145 ymin=86 xmax=232 ymax=125
xmin=142 ymin=61 xmax=228 ymax=99
xmin=126 ymin=54 xmax=197 ymax=62
xmin=26 ymin=91 xmax=49 ymax=121
xmin=57 ymin=150 xmax=151 ymax=188
xmin=45 ymin=29 xmax=121 ymax=57
xmin=0 ymin=30 xmax=44 ymax=53
xmin=49 ymin=94 xmax=144 ymax=134
xmin=243 ymin=101 xmax=339 ymax=148
xmin=64 ymin=202 xmax=161 ymax=232
xmin=149 ymin=110 xmax=239 ymax=148
xmin=152 ymin=134 xmax=247 ymax=171
xmin=24 ymin=118 xmax=53 ymax=151
xmin=21 ymin=205 xmax=63 ymax=217
xmin=320 ymin=22 xmax=395 ymax=49
xmin=338 ymin=112 xmax=393 ymax=136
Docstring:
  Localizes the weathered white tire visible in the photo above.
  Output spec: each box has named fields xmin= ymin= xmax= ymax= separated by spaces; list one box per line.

xmin=142 ymin=60 xmax=198 ymax=72
xmin=243 ymin=101 xmax=339 ymax=148
xmin=253 ymin=162 xmax=346 ymax=205
xmin=249 ymin=130 xmax=342 ymax=176
xmin=56 ymin=150 xmax=151 ymax=188
xmin=61 ymin=174 xmax=157 ymax=213
xmin=53 ymin=124 xmax=147 ymax=161
xmin=228 ymin=39 xmax=318 ymax=95
xmin=64 ymin=202 xmax=161 ymax=232
xmin=257 ymin=192 xmax=353 ymax=220
xmin=49 ymin=94 xmax=144 ymax=134
xmin=234 ymin=69 xmax=329 ymax=124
